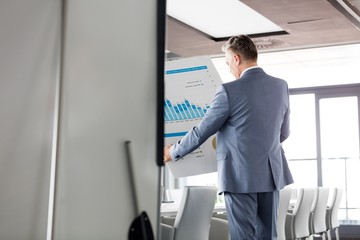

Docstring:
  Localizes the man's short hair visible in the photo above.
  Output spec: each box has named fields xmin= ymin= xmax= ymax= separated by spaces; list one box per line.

xmin=222 ymin=35 xmax=258 ymax=61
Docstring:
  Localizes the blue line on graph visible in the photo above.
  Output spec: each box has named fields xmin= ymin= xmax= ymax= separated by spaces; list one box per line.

xmin=164 ymin=98 xmax=210 ymax=122
xmin=165 ymin=65 xmax=208 ymax=75
xmin=165 ymin=132 xmax=188 ymax=137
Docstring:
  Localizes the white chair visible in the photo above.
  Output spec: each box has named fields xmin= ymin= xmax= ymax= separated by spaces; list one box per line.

xmin=277 ymin=188 xmax=293 ymax=240
xmin=160 ymin=186 xmax=217 ymax=240
xmin=326 ymin=188 xmax=343 ymax=240
xmin=309 ymin=187 xmax=330 ymax=240
xmin=209 ymin=217 xmax=230 ymax=240
xmin=285 ymin=188 xmax=316 ymax=240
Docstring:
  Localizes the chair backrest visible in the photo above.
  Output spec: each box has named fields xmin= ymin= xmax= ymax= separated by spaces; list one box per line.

xmin=293 ymin=188 xmax=316 ymax=238
xmin=277 ymin=188 xmax=292 ymax=240
xmin=310 ymin=187 xmax=330 ymax=234
xmin=209 ymin=217 xmax=230 ymax=240
xmin=173 ymin=186 xmax=217 ymax=240
xmin=330 ymin=188 xmax=343 ymax=229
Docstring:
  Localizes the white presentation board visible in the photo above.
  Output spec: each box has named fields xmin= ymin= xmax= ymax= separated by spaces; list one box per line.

xmin=164 ymin=56 xmax=223 ymax=178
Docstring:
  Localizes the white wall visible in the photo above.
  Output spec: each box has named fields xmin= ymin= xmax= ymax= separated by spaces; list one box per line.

xmin=53 ymin=1 xmax=161 ymax=239
xmin=0 ymin=0 xmax=60 ymax=239
xmin=0 ymin=1 xmax=163 ymax=239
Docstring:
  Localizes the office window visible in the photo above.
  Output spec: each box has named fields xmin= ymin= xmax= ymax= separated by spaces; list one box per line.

xmin=320 ymin=96 xmax=360 ymax=220
xmin=282 ymin=94 xmax=318 ymax=188
xmin=319 ymin=97 xmax=359 ymax=158
xmin=283 ymin=94 xmax=317 ymax=160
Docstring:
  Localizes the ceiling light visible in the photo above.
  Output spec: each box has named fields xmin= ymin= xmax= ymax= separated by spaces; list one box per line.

xmin=167 ymin=0 xmax=287 ymax=41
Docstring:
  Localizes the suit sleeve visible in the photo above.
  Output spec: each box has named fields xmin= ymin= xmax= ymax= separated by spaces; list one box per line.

xmin=170 ymin=85 xmax=230 ymax=161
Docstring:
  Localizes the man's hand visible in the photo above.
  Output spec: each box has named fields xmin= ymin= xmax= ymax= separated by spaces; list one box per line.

xmin=163 ymin=144 xmax=173 ymax=163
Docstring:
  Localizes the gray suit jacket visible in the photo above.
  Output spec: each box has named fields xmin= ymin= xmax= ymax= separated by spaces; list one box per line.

xmin=170 ymin=67 xmax=293 ymax=193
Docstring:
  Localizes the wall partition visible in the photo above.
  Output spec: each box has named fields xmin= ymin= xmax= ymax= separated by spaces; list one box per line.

xmin=0 ymin=1 xmax=60 ymax=239
xmin=52 ymin=0 xmax=165 ymax=239
xmin=0 ymin=0 xmax=165 ymax=239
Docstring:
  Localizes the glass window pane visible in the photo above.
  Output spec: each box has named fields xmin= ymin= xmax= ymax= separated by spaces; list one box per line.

xmin=287 ymin=160 xmax=317 ymax=188
xmin=319 ymin=97 xmax=359 ymax=158
xmin=346 ymin=158 xmax=360 ymax=209
xmin=322 ymin=159 xmax=346 ymax=202
xmin=348 ymin=209 xmax=360 ymax=221
xmin=283 ymin=94 xmax=316 ymax=160
xmin=324 ymin=157 xmax=360 ymax=221
xmin=320 ymin=96 xmax=360 ymax=221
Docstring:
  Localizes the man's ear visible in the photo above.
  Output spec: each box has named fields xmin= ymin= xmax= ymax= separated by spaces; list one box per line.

xmin=234 ymin=54 xmax=241 ymax=65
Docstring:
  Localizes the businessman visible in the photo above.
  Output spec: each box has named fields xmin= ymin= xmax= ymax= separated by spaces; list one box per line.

xmin=164 ymin=35 xmax=293 ymax=239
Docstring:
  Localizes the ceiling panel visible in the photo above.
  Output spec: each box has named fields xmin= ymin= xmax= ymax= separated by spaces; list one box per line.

xmin=166 ymin=0 xmax=360 ymax=58
xmin=167 ymin=0 xmax=285 ymax=40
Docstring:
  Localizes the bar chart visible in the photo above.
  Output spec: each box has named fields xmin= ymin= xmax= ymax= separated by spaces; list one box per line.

xmin=164 ymin=98 xmax=210 ymax=122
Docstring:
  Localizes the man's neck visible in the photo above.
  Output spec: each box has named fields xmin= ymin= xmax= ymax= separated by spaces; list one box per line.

xmin=239 ymin=63 xmax=259 ymax=78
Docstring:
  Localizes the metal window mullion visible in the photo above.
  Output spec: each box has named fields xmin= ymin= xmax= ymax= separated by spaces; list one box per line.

xmin=315 ymin=94 xmax=323 ymax=187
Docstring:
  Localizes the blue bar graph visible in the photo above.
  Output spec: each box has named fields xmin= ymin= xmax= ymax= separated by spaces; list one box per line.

xmin=164 ymin=98 xmax=210 ymax=122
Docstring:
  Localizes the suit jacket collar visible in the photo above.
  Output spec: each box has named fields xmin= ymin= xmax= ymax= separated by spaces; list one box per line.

xmin=240 ymin=66 xmax=263 ymax=78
